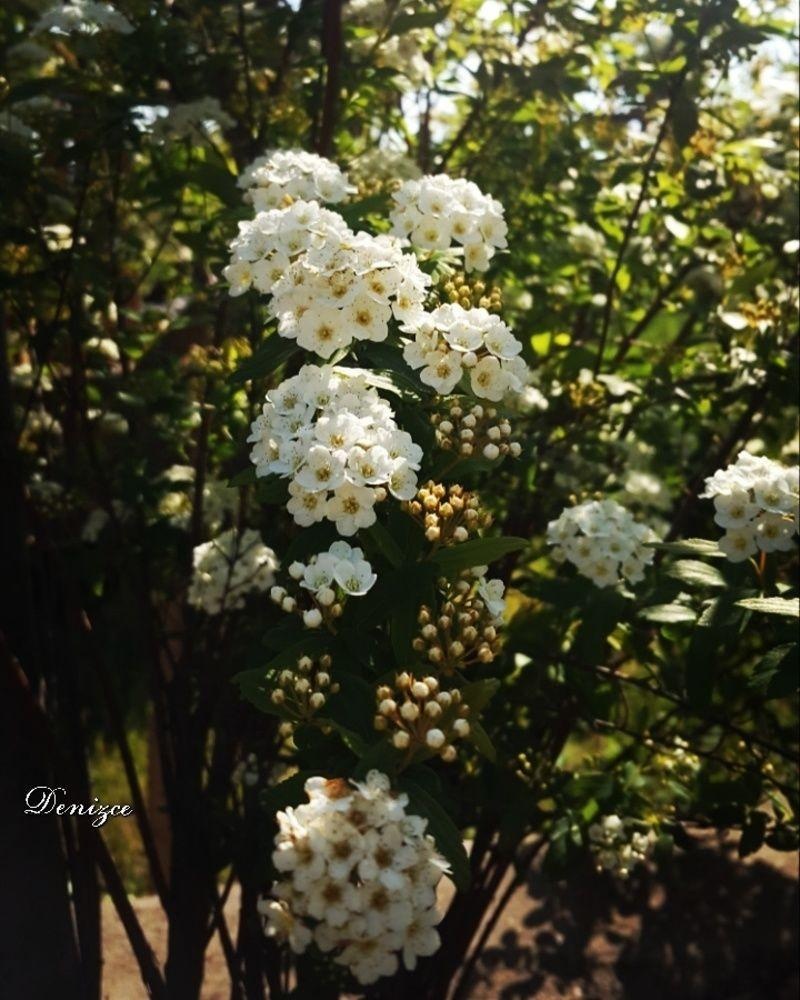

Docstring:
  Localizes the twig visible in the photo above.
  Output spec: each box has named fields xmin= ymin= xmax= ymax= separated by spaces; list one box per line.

xmin=594 ymin=67 xmax=689 ymax=376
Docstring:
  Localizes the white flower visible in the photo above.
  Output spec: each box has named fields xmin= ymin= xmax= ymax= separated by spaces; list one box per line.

xmin=589 ymin=815 xmax=655 ymax=879
xmin=326 ymin=484 xmax=378 ymax=536
xmin=419 ymin=351 xmax=464 ymax=394
xmin=187 ymin=529 xmax=277 ymax=615
xmin=401 ymin=304 xmax=527 ymax=402
xmin=260 ymin=770 xmax=449 ymax=984
xmin=334 ymin=558 xmax=377 ymax=595
xmin=390 ymin=175 xmax=507 ymax=271
xmin=238 ymin=149 xmax=353 ymax=205
xmin=470 ymin=356 xmax=508 ymax=401
xmin=548 ymin=500 xmax=658 ymax=589
xmin=718 ymin=527 xmax=758 ymax=562
xmin=249 ymin=365 xmax=420 ymax=535
xmin=34 ymin=1 xmax=134 ymax=36
xmin=286 ymin=481 xmax=328 ymax=526
xmin=701 ymin=451 xmax=798 ymax=562
xmin=258 ymin=900 xmax=312 ymax=954
xmin=477 ymin=577 xmax=506 ymax=618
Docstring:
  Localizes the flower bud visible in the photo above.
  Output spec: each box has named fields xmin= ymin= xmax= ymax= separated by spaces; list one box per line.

xmin=309 ymin=693 xmax=326 ymax=710
xmin=303 ymin=608 xmax=322 ymax=628
xmin=393 ymin=731 xmax=410 ymax=749
xmin=288 ymin=562 xmax=305 ymax=581
xmin=317 ymin=672 xmax=330 ymax=687
xmin=425 ymin=700 xmax=442 ymax=719
xmin=379 ymin=698 xmax=397 ymax=716
xmin=411 ymin=681 xmax=430 ymax=699
xmin=440 ymin=745 xmax=457 ymax=763
xmin=483 ymin=443 xmax=500 ymax=461
xmin=400 ymin=701 xmax=420 ymax=721
xmin=453 ymin=718 xmax=470 ymax=738
xmin=453 ymin=526 xmax=469 ymax=543
xmin=426 ymin=729 xmax=446 ymax=749
xmin=282 ymin=596 xmax=297 ymax=613
xmin=270 ymin=586 xmax=286 ymax=603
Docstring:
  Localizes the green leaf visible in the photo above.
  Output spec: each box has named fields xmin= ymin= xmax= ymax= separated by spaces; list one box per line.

xmin=467 ymin=719 xmax=497 ymax=762
xmin=230 ymin=334 xmax=299 ymax=386
xmin=256 ymin=475 xmax=289 ymax=505
xmin=430 ymin=536 xmax=527 ymax=576
xmin=460 ymin=678 xmax=501 ymax=714
xmin=639 ymin=604 xmax=697 ymax=624
xmin=749 ymin=643 xmax=798 ymax=698
xmin=364 ymin=521 xmax=404 ymax=568
xmin=399 ymin=778 xmax=470 ymax=891
xmin=228 ymin=467 xmax=255 ymax=487
xmin=666 ymin=559 xmax=727 ymax=589
xmin=260 ymin=772 xmax=311 ymax=815
xmin=736 ymin=597 xmax=800 ymax=618
xmin=389 ymin=564 xmax=437 ymax=666
xmin=651 ymin=538 xmax=726 ymax=559
xmin=187 ymin=160 xmax=238 ymax=202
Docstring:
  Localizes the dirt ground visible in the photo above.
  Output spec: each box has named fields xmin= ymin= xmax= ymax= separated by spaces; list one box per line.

xmin=102 ymin=836 xmax=799 ymax=1000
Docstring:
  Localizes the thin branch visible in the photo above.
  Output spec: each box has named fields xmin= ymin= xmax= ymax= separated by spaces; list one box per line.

xmin=594 ymin=68 xmax=689 ymax=376
xmin=317 ymin=0 xmax=344 ymax=157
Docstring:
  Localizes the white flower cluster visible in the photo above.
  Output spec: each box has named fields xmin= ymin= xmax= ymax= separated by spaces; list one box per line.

xmin=261 ymin=771 xmax=449 ymax=985
xmin=402 ymin=303 xmax=526 ymax=400
xmin=290 ymin=541 xmax=377 ymax=597
xmin=271 ymin=542 xmax=377 ymax=628
xmin=588 ymin=815 xmax=655 ymax=879
xmin=34 ymin=1 xmax=134 ymax=35
xmin=225 ymin=200 xmax=430 ymax=357
xmin=248 ymin=365 xmax=422 ymax=535
xmin=390 ymin=175 xmax=508 ymax=271
xmin=188 ymin=528 xmax=277 ymax=615
xmin=224 ymin=199 xmax=350 ymax=297
xmin=547 ymin=499 xmax=658 ymax=588
xmin=152 ymin=98 xmax=234 ymax=140
xmin=157 ymin=464 xmax=238 ymax=534
xmin=237 ymin=149 xmax=352 ymax=210
xmin=700 ymin=451 xmax=799 ymax=562
xmin=269 ymin=226 xmax=430 ymax=358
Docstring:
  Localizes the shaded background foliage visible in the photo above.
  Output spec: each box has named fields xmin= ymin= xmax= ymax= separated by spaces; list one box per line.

xmin=0 ymin=1 xmax=797 ymax=998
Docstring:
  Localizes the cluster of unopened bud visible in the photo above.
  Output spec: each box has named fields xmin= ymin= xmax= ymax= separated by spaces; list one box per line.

xmin=413 ymin=579 xmax=503 ymax=674
xmin=403 ymin=481 xmax=492 ymax=545
xmin=270 ymin=654 xmax=339 ymax=721
xmin=431 ymin=403 xmax=521 ymax=461
xmin=439 ymin=272 xmax=503 ymax=313
xmin=373 ymin=673 xmax=470 ymax=762
xmin=269 ymin=582 xmax=345 ymax=631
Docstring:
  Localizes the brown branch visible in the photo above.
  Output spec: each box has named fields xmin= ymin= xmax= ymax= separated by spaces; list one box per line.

xmin=317 ymin=0 xmax=343 ymax=157
xmin=78 ymin=609 xmax=171 ymax=905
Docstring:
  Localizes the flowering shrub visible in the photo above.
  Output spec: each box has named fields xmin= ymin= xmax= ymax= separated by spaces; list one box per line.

xmin=2 ymin=1 xmax=797 ymax=998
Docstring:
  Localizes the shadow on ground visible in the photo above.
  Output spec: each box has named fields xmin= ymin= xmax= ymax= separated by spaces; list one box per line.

xmin=464 ymin=843 xmax=799 ymax=1000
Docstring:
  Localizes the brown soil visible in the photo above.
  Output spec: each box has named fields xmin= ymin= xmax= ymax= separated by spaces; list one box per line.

xmin=102 ymin=837 xmax=798 ymax=1000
